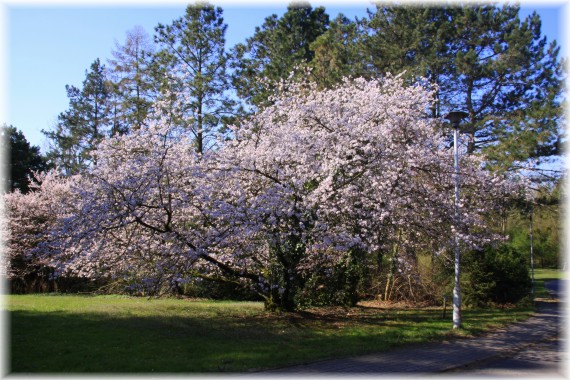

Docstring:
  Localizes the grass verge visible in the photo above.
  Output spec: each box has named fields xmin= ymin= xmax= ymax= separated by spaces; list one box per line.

xmin=533 ymin=268 xmax=565 ymax=299
xmin=533 ymin=268 xmax=565 ymax=280
xmin=6 ymin=294 xmax=533 ymax=373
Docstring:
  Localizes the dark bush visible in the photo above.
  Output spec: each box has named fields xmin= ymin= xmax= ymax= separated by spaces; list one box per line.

xmin=296 ymin=248 xmax=366 ymax=308
xmin=181 ymin=277 xmax=262 ymax=301
xmin=463 ymin=244 xmax=531 ymax=307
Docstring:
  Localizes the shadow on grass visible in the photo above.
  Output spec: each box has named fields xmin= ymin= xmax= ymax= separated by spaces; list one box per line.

xmin=11 ymin=309 xmax=287 ymax=372
xmin=9 ymin=307 xmax=453 ymax=373
xmin=9 ymin=301 xmax=532 ymax=373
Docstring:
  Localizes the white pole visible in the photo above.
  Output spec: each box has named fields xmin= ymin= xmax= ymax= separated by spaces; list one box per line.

xmin=453 ymin=126 xmax=461 ymax=329
xmin=530 ymin=203 xmax=535 ymax=294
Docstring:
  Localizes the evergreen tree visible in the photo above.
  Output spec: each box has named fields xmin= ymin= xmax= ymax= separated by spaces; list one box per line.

xmin=361 ymin=6 xmax=456 ymax=117
xmin=42 ymin=58 xmax=113 ymax=175
xmin=309 ymin=14 xmax=364 ymax=89
xmin=231 ymin=2 xmax=329 ymax=107
xmin=154 ymin=2 xmax=235 ymax=154
xmin=1 ymin=125 xmax=49 ymax=193
xmin=361 ymin=4 xmax=564 ymax=174
xmin=108 ymin=26 xmax=157 ymax=132
xmin=450 ymin=7 xmax=563 ymax=172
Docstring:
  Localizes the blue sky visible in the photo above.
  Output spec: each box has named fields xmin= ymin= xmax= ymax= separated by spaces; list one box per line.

xmin=2 ymin=1 xmax=568 ymax=151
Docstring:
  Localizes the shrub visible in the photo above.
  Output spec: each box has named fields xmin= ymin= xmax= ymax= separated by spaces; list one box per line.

xmin=463 ymin=244 xmax=531 ymax=307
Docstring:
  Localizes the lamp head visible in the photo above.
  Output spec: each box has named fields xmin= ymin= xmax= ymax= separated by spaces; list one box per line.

xmin=444 ymin=111 xmax=468 ymax=126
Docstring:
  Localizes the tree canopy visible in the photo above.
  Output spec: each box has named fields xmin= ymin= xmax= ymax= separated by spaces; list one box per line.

xmin=9 ymin=2 xmax=564 ymax=305
xmin=41 ymin=2 xmax=564 ymax=177
xmin=154 ymin=3 xmax=236 ymax=153
xmin=360 ymin=4 xmax=563 ymax=175
xmin=34 ymin=75 xmax=514 ymax=310
xmin=2 ymin=125 xmax=49 ymax=193
xmin=231 ymin=2 xmax=329 ymax=108
xmin=42 ymin=59 xmax=113 ymax=175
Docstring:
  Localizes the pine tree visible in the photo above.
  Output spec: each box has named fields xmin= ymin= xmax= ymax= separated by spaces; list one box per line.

xmin=309 ymin=14 xmax=364 ymax=89
xmin=361 ymin=4 xmax=563 ymax=174
xmin=108 ymin=26 xmax=157 ymax=132
xmin=154 ymin=2 xmax=235 ymax=154
xmin=42 ymin=58 xmax=113 ymax=175
xmin=231 ymin=2 xmax=329 ymax=107
xmin=1 ymin=125 xmax=49 ymax=193
xmin=361 ymin=6 xmax=458 ymax=118
xmin=449 ymin=7 xmax=563 ymax=172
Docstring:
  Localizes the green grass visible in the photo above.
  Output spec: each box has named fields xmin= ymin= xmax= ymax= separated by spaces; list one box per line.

xmin=5 ymin=294 xmax=533 ymax=373
xmin=533 ymin=268 xmax=566 ymax=280
xmin=532 ymin=268 xmax=565 ymax=299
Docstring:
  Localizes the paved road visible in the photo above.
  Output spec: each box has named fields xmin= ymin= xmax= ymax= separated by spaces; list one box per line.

xmin=260 ymin=282 xmax=564 ymax=376
xmin=455 ymin=336 xmax=563 ymax=376
xmin=456 ymin=280 xmax=566 ymax=377
xmin=545 ymin=279 xmax=566 ymax=298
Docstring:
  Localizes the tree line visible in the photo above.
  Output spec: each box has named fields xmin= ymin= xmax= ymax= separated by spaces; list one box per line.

xmin=41 ymin=2 xmax=563 ymax=177
xmin=3 ymin=2 xmax=564 ymax=308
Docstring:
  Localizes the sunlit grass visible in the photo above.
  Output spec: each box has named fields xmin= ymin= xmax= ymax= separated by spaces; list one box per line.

xmin=533 ymin=268 xmax=565 ymax=280
xmin=532 ymin=268 xmax=564 ymax=299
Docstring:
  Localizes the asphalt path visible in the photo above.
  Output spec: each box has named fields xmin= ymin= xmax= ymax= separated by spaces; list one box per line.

xmin=456 ymin=279 xmax=566 ymax=377
xmin=454 ymin=336 xmax=563 ymax=376
xmin=545 ymin=279 xmax=566 ymax=298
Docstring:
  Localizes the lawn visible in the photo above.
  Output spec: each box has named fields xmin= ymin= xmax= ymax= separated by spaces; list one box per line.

xmin=532 ymin=268 xmax=566 ymax=299
xmin=6 ymin=294 xmax=534 ymax=373
xmin=533 ymin=268 xmax=566 ymax=280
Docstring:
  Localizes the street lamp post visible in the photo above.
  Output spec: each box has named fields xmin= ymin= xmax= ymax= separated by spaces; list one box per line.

xmin=530 ymin=201 xmax=535 ymax=294
xmin=444 ymin=111 xmax=468 ymax=329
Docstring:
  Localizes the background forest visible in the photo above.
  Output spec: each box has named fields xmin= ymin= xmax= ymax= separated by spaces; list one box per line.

xmin=3 ymin=2 xmax=564 ymax=311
